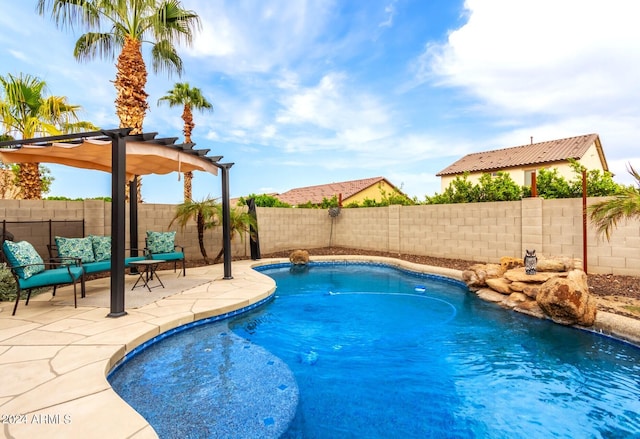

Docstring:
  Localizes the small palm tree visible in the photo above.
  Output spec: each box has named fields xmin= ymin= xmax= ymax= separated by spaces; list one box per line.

xmin=212 ymin=206 xmax=258 ymax=264
xmin=158 ymin=82 xmax=213 ymax=201
xmin=169 ymin=198 xmax=219 ymax=263
xmin=0 ymin=73 xmax=96 ymax=199
xmin=589 ymin=164 xmax=640 ymax=240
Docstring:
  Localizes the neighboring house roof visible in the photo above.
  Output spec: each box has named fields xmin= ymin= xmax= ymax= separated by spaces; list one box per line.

xmin=436 ymin=133 xmax=607 ymax=176
xmin=276 ymin=176 xmax=394 ymax=206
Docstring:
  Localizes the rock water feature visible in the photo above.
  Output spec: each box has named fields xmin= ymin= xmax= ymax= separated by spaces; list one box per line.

xmin=463 ymin=255 xmax=598 ymax=326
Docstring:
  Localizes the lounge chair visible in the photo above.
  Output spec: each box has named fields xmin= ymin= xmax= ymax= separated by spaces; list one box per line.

xmin=1 ymin=240 xmax=83 ymax=315
xmin=145 ymin=231 xmax=186 ymax=276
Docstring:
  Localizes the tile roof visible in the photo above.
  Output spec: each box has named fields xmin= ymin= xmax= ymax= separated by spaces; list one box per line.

xmin=276 ymin=176 xmax=390 ymax=206
xmin=437 ymin=133 xmax=603 ymax=176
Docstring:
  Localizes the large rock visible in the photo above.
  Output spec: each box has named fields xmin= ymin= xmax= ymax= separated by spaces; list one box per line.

xmin=500 ymin=256 xmax=523 ymax=271
xmin=289 ymin=249 xmax=310 ymax=265
xmin=504 ymin=267 xmax=566 ymax=283
xmin=536 ymin=258 xmax=570 ymax=272
xmin=486 ymin=277 xmax=512 ymax=294
xmin=536 ymin=270 xmax=597 ymax=326
xmin=462 ymin=263 xmax=504 ymax=288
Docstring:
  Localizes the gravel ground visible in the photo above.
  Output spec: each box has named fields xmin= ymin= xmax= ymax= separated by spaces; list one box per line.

xmin=186 ymin=246 xmax=640 ymax=320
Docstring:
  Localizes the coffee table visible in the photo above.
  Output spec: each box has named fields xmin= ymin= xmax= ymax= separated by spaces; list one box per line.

xmin=129 ymin=260 xmax=165 ymax=292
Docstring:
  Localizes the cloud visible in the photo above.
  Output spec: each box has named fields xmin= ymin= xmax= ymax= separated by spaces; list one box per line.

xmin=275 ymin=72 xmax=393 ymax=147
xmin=378 ymin=1 xmax=398 ymax=28
xmin=182 ymin=0 xmax=334 ymax=74
xmin=417 ymin=0 xmax=640 ymax=117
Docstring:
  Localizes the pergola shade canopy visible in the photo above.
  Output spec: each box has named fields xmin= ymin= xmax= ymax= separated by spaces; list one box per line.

xmin=0 ymin=130 xmax=221 ymax=179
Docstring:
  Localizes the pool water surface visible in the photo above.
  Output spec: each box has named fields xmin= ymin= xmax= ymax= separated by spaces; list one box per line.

xmin=109 ymin=262 xmax=640 ymax=438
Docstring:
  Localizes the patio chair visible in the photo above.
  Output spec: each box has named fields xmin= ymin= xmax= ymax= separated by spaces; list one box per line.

xmin=1 ymin=240 xmax=84 ymax=315
xmin=145 ymin=231 xmax=186 ymax=276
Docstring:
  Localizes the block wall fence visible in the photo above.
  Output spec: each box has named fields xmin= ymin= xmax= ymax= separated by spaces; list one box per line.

xmin=1 ymin=198 xmax=638 ymax=276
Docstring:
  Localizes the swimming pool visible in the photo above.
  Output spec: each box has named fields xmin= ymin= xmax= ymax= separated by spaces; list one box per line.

xmin=109 ymin=262 xmax=640 ymax=438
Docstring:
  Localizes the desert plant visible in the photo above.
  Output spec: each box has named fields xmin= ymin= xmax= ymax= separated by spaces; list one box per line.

xmin=588 ymin=164 xmax=640 ymax=240
xmin=170 ymin=198 xmax=219 ymax=263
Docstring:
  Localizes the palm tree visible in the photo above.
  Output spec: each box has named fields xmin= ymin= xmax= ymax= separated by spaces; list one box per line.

xmin=0 ymin=73 xmax=96 ymax=199
xmin=169 ymin=198 xmax=219 ymax=263
xmin=212 ymin=206 xmax=258 ymax=264
xmin=37 ymin=0 xmax=201 ymax=136
xmin=158 ymin=82 xmax=213 ymax=201
xmin=589 ymin=164 xmax=640 ymax=241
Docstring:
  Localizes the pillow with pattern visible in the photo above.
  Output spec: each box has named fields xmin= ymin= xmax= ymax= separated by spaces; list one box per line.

xmin=146 ymin=231 xmax=176 ymax=254
xmin=55 ymin=236 xmax=96 ymax=263
xmin=2 ymin=240 xmax=46 ymax=279
xmin=90 ymin=235 xmax=111 ymax=262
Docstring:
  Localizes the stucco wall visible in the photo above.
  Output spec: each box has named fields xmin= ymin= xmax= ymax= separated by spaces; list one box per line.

xmin=1 ymin=198 xmax=638 ymax=276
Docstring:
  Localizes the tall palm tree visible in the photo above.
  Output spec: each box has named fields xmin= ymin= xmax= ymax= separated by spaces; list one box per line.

xmin=589 ymin=164 xmax=640 ymax=240
xmin=0 ymin=73 xmax=95 ymax=199
xmin=37 ymin=0 xmax=201 ymax=136
xmin=169 ymin=197 xmax=219 ymax=263
xmin=158 ymin=82 xmax=213 ymax=201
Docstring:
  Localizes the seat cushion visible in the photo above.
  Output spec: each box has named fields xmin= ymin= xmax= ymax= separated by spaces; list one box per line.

xmin=82 ymin=261 xmax=112 ymax=274
xmin=2 ymin=240 xmax=46 ymax=279
xmin=18 ymin=265 xmax=84 ymax=289
xmin=125 ymin=256 xmax=147 ymax=267
xmin=146 ymin=231 xmax=176 ymax=254
xmin=149 ymin=251 xmax=184 ymax=262
xmin=90 ymin=235 xmax=111 ymax=262
xmin=55 ymin=236 xmax=95 ymax=263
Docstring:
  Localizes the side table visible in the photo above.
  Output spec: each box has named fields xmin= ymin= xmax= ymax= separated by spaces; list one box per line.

xmin=129 ymin=260 xmax=165 ymax=292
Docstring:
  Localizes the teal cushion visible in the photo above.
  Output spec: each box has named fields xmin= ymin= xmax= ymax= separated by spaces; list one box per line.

xmin=149 ymin=251 xmax=184 ymax=262
xmin=146 ymin=231 xmax=176 ymax=254
xmin=55 ymin=236 xmax=95 ymax=263
xmin=2 ymin=240 xmax=45 ymax=279
xmin=90 ymin=235 xmax=111 ymax=262
xmin=125 ymin=256 xmax=147 ymax=267
xmin=82 ymin=260 xmax=111 ymax=274
xmin=18 ymin=265 xmax=83 ymax=289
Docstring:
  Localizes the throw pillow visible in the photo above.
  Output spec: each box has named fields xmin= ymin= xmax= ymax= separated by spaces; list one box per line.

xmin=146 ymin=231 xmax=176 ymax=254
xmin=90 ymin=235 xmax=111 ymax=262
xmin=2 ymin=240 xmax=46 ymax=279
xmin=55 ymin=236 xmax=96 ymax=263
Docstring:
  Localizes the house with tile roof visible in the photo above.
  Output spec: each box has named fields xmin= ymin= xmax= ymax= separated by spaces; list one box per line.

xmin=275 ymin=176 xmax=404 ymax=206
xmin=436 ymin=133 xmax=609 ymax=191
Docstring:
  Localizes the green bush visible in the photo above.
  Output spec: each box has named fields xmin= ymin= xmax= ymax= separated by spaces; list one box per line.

xmin=0 ymin=265 xmax=18 ymax=302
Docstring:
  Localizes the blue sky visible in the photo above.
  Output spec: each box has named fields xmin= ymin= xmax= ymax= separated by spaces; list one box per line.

xmin=1 ymin=0 xmax=639 ymax=203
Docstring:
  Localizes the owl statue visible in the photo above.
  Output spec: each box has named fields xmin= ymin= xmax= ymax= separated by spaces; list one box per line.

xmin=524 ymin=249 xmax=537 ymax=275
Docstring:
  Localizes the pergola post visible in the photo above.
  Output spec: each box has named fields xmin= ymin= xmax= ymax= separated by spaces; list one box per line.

xmin=216 ymin=163 xmax=234 ymax=279
xmin=107 ymin=131 xmax=128 ymax=317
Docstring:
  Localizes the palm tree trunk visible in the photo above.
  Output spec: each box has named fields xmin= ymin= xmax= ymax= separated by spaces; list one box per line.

xmin=114 ymin=37 xmax=149 ymax=135
xmin=182 ymin=104 xmax=195 ymax=202
xmin=19 ymin=163 xmax=42 ymax=199
xmin=197 ymin=213 xmax=209 ymax=263
xmin=184 ymin=171 xmax=193 ymax=202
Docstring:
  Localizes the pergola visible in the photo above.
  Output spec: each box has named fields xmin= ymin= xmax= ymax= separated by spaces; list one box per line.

xmin=0 ymin=128 xmax=234 ymax=317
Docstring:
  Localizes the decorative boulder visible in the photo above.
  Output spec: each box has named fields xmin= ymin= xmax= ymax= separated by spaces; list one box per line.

xmin=289 ymin=249 xmax=310 ymax=265
xmin=500 ymin=256 xmax=523 ymax=271
xmin=536 ymin=270 xmax=597 ymax=326
xmin=462 ymin=263 xmax=505 ymax=288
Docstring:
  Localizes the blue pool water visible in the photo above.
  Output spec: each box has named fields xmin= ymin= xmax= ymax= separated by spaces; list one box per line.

xmin=109 ymin=262 xmax=640 ymax=438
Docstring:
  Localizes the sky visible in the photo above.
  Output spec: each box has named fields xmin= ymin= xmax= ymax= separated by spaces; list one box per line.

xmin=1 ymin=0 xmax=640 ymax=204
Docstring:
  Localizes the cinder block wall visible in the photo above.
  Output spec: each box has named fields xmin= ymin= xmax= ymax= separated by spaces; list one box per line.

xmin=1 ymin=198 xmax=639 ymax=276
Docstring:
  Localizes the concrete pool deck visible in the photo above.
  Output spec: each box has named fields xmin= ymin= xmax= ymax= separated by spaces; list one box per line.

xmin=1 ymin=256 xmax=639 ymax=438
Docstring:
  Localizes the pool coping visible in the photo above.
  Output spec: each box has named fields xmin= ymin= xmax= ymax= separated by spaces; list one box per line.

xmin=0 ymin=256 xmax=638 ymax=438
